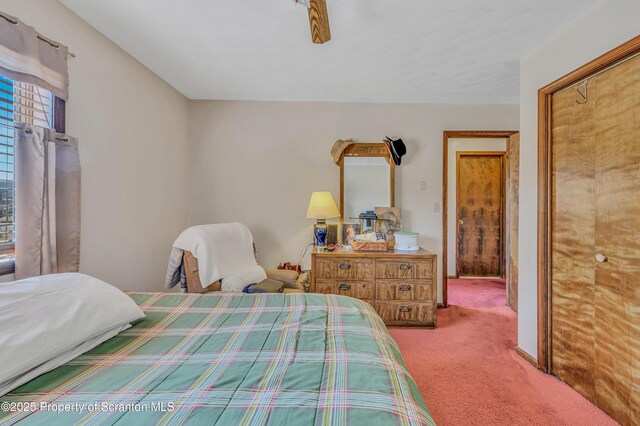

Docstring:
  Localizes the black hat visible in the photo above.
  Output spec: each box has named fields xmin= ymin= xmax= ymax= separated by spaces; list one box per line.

xmin=384 ymin=137 xmax=407 ymax=166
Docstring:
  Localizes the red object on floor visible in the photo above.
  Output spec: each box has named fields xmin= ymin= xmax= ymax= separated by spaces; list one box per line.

xmin=389 ymin=279 xmax=616 ymax=426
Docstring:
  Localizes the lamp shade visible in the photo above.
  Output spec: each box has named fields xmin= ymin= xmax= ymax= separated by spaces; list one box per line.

xmin=306 ymin=191 xmax=340 ymax=219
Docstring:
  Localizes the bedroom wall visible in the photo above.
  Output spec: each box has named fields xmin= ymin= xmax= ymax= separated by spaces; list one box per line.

xmin=0 ymin=0 xmax=190 ymax=291
xmin=187 ymin=101 xmax=519 ymax=303
xmin=517 ymin=0 xmax=640 ymax=358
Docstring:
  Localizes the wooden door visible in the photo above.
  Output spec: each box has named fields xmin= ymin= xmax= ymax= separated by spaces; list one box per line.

xmin=551 ymin=54 xmax=640 ymax=425
xmin=551 ymin=79 xmax=598 ymax=401
xmin=592 ymin=56 xmax=640 ymax=424
xmin=506 ymin=133 xmax=520 ymax=311
xmin=456 ymin=153 xmax=504 ymax=277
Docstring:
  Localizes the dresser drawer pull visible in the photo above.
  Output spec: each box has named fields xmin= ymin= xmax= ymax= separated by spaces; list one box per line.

xmin=399 ymin=284 xmax=412 ymax=292
xmin=338 ymin=262 xmax=351 ymax=270
xmin=399 ymin=305 xmax=412 ymax=313
xmin=338 ymin=283 xmax=351 ymax=291
xmin=399 ymin=263 xmax=412 ymax=271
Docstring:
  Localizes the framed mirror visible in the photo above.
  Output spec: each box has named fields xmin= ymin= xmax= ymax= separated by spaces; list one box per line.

xmin=338 ymin=143 xmax=395 ymax=221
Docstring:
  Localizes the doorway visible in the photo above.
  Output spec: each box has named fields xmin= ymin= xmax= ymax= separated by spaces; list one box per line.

xmin=442 ymin=131 xmax=519 ymax=308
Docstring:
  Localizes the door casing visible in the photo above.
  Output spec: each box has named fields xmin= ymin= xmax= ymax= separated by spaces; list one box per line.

xmin=441 ymin=131 xmax=518 ymax=308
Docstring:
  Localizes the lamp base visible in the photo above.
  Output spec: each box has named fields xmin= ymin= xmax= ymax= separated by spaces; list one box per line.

xmin=313 ymin=219 xmax=328 ymax=247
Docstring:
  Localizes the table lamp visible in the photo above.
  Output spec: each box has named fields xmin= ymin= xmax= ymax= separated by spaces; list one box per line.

xmin=306 ymin=191 xmax=340 ymax=248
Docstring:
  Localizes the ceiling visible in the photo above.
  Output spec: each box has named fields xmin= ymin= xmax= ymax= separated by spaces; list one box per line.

xmin=60 ymin=0 xmax=600 ymax=104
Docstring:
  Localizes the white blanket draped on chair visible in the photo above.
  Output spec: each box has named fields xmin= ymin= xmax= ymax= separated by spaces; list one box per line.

xmin=165 ymin=223 xmax=266 ymax=291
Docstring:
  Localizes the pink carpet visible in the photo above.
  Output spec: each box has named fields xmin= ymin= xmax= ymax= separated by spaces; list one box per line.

xmin=389 ymin=279 xmax=616 ymax=426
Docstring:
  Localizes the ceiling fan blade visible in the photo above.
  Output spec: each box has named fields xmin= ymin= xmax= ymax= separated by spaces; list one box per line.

xmin=308 ymin=0 xmax=331 ymax=44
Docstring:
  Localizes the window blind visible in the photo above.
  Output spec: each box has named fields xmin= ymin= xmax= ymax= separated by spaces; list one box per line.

xmin=0 ymin=76 xmax=53 ymax=249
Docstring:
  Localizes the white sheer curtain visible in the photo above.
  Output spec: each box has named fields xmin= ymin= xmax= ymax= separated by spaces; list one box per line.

xmin=14 ymin=124 xmax=80 ymax=279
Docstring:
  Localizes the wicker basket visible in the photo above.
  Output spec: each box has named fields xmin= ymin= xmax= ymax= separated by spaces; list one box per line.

xmin=350 ymin=240 xmax=389 ymax=252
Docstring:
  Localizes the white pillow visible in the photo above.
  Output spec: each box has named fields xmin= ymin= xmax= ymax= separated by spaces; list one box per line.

xmin=0 ymin=273 xmax=144 ymax=395
xmin=0 ymin=324 xmax=129 ymax=396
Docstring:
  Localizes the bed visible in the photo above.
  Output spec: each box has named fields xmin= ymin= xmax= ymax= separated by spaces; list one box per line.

xmin=0 ymin=292 xmax=434 ymax=425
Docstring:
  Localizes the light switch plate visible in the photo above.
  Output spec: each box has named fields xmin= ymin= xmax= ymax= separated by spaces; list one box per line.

xmin=420 ymin=180 xmax=427 ymax=191
xmin=433 ymin=202 xmax=440 ymax=213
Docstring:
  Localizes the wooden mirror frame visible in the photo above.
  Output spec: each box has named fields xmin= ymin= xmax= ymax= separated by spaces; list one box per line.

xmin=338 ymin=143 xmax=396 ymax=220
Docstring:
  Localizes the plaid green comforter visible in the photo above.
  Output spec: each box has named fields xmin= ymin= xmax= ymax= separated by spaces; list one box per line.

xmin=0 ymin=293 xmax=434 ymax=425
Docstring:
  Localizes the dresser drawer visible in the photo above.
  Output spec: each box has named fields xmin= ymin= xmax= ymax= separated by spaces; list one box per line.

xmin=375 ymin=259 xmax=434 ymax=279
xmin=376 ymin=301 xmax=435 ymax=324
xmin=315 ymin=258 xmax=374 ymax=280
xmin=376 ymin=280 xmax=434 ymax=302
xmin=316 ymin=280 xmax=374 ymax=300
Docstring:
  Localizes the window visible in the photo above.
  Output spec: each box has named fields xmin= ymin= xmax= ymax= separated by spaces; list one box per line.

xmin=0 ymin=76 xmax=55 ymax=273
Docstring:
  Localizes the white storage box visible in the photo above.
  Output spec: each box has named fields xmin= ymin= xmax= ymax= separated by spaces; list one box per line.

xmin=394 ymin=231 xmax=419 ymax=251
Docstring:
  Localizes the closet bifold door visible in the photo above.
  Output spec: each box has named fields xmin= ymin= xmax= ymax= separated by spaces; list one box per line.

xmin=550 ymin=78 xmax=597 ymax=402
xmin=551 ymin=53 xmax=640 ymax=425
xmin=592 ymin=55 xmax=639 ymax=424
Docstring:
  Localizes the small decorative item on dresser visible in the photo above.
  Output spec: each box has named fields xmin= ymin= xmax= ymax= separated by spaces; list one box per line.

xmin=358 ymin=210 xmax=377 ymax=231
xmin=342 ymin=223 xmax=360 ymax=245
xmin=326 ymin=224 xmax=338 ymax=245
xmin=375 ymin=207 xmax=402 ymax=248
xmin=306 ymin=191 xmax=340 ymax=248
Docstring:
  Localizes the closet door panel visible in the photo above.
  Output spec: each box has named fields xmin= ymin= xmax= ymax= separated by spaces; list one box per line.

xmin=550 ymin=80 xmax=597 ymax=401
xmin=593 ymin=55 xmax=640 ymax=425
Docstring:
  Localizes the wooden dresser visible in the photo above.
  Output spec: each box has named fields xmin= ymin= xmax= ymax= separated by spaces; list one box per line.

xmin=311 ymin=248 xmax=437 ymax=327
